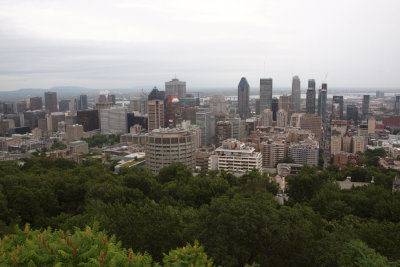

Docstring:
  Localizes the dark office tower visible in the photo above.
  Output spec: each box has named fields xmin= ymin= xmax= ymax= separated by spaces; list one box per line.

xmin=59 ymin=100 xmax=71 ymax=112
xmin=308 ymin=79 xmax=316 ymax=91
xmin=271 ymin=97 xmax=279 ymax=121
xmin=306 ymin=88 xmax=316 ymax=114
xmin=332 ymin=96 xmax=344 ymax=120
xmin=362 ymin=95 xmax=370 ymax=118
xmin=260 ymin=78 xmax=273 ymax=111
xmin=318 ymin=83 xmax=327 ymax=123
xmin=30 ymin=97 xmax=42 ymax=110
xmin=76 ymin=110 xmax=100 ymax=131
xmin=44 ymin=92 xmax=58 ymax=113
xmin=347 ymin=104 xmax=358 ymax=125
xmin=79 ymin=94 xmax=88 ymax=110
xmin=238 ymin=77 xmax=250 ymax=119
xmin=395 ymin=96 xmax=400 ymax=115
xmin=108 ymin=94 xmax=116 ymax=105
xmin=291 ymin=76 xmax=301 ymax=112
xmin=255 ymin=99 xmax=260 ymax=115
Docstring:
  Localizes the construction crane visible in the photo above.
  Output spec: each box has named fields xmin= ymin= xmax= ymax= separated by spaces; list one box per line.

xmin=323 ymin=72 xmax=329 ymax=83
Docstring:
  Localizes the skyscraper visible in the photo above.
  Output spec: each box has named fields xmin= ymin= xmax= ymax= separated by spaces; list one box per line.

xmin=79 ymin=94 xmax=88 ymax=110
xmin=44 ymin=92 xmax=58 ymax=113
xmin=260 ymin=109 xmax=273 ymax=127
xmin=346 ymin=104 xmax=358 ymax=125
xmin=165 ymin=78 xmax=186 ymax=98
xmin=196 ymin=109 xmax=215 ymax=146
xmin=332 ymin=96 xmax=344 ymax=120
xmin=238 ymin=77 xmax=250 ymax=119
xmin=147 ymin=87 xmax=165 ymax=131
xmin=362 ymin=95 xmax=370 ymax=119
xmin=395 ymin=95 xmax=400 ymax=115
xmin=271 ymin=98 xmax=279 ymax=121
xmin=308 ymin=79 xmax=316 ymax=91
xmin=260 ymin=78 xmax=273 ymax=111
xmin=291 ymin=76 xmax=301 ymax=112
xmin=318 ymin=83 xmax=327 ymax=123
xmin=306 ymin=87 xmax=316 ymax=114
xmin=279 ymin=95 xmax=291 ymax=112
xmin=30 ymin=97 xmax=42 ymax=111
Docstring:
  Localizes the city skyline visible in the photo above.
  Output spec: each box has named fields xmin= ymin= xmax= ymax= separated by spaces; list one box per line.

xmin=1 ymin=0 xmax=400 ymax=90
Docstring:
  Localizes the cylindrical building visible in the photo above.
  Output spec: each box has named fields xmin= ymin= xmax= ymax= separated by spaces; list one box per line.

xmin=145 ymin=128 xmax=196 ymax=173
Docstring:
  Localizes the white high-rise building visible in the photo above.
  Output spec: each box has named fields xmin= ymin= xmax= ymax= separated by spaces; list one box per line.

xmin=276 ymin=109 xmax=288 ymax=128
xmin=260 ymin=109 xmax=273 ymax=127
xmin=288 ymin=141 xmax=319 ymax=166
xmin=210 ymin=95 xmax=228 ymax=115
xmin=209 ymin=139 xmax=262 ymax=173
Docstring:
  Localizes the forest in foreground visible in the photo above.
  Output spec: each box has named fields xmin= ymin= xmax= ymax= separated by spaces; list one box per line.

xmin=1 ymin=151 xmax=400 ymax=266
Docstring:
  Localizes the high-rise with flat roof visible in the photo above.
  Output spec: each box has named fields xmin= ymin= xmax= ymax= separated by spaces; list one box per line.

xmin=332 ymin=96 xmax=344 ymax=120
xmin=318 ymin=84 xmax=327 ymax=123
xmin=30 ymin=97 xmax=42 ymax=111
xmin=362 ymin=95 xmax=370 ymax=119
xmin=395 ymin=96 xmax=400 ymax=115
xmin=291 ymin=76 xmax=301 ymax=112
xmin=260 ymin=78 xmax=273 ymax=111
xmin=165 ymin=78 xmax=186 ymax=98
xmin=45 ymin=92 xmax=58 ymax=113
xmin=306 ymin=87 xmax=316 ymax=114
xmin=271 ymin=98 xmax=279 ymax=121
xmin=238 ymin=77 xmax=250 ymax=119
xmin=145 ymin=128 xmax=196 ymax=173
xmin=148 ymin=87 xmax=165 ymax=131
xmin=196 ymin=110 xmax=215 ymax=146
xmin=346 ymin=104 xmax=358 ymax=125
xmin=79 ymin=94 xmax=88 ymax=110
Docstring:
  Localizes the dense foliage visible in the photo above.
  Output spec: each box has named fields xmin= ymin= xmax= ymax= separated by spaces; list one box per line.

xmin=0 ymin=223 xmax=214 ymax=266
xmin=0 ymin=151 xmax=399 ymax=266
xmin=82 ymin=134 xmax=120 ymax=148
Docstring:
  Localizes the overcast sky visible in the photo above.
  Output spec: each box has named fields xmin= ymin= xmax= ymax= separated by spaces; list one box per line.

xmin=0 ymin=0 xmax=399 ymax=91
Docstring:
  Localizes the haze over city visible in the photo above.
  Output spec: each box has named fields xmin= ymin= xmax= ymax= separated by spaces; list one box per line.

xmin=1 ymin=0 xmax=400 ymax=91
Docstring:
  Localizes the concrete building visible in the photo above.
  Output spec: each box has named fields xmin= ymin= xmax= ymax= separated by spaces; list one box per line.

xmin=210 ymin=95 xmax=228 ymax=115
xmin=229 ymin=117 xmax=246 ymax=140
xmin=44 ymin=92 xmax=58 ymax=113
xmin=261 ymin=140 xmax=285 ymax=168
xmin=260 ymin=109 xmax=273 ymax=127
xmin=342 ymin=134 xmax=352 ymax=153
xmin=279 ymin=95 xmax=291 ymax=112
xmin=276 ymin=109 xmax=288 ymax=128
xmin=30 ymin=97 xmax=42 ymax=110
xmin=196 ymin=110 xmax=215 ymax=146
xmin=66 ymin=124 xmax=84 ymax=141
xmin=368 ymin=117 xmax=376 ymax=134
xmin=165 ymin=78 xmax=186 ymax=98
xmin=145 ymin=127 xmax=196 ymax=173
xmin=288 ymin=141 xmax=319 ymax=166
xmin=209 ymin=139 xmax=262 ymax=173
xmin=100 ymin=108 xmax=128 ymax=134
xmin=68 ymin=140 xmax=89 ymax=154
xmin=299 ymin=114 xmax=322 ymax=141
xmin=238 ymin=77 xmax=250 ymax=119
xmin=215 ymin=121 xmax=232 ymax=147
xmin=352 ymin=135 xmax=366 ymax=153
xmin=148 ymin=97 xmax=165 ymax=132
xmin=291 ymin=75 xmax=301 ymax=112
xmin=290 ymin=113 xmax=304 ymax=128
xmin=260 ymin=78 xmax=273 ymax=111
xmin=47 ymin=112 xmax=65 ymax=132
xmin=331 ymin=135 xmax=342 ymax=155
